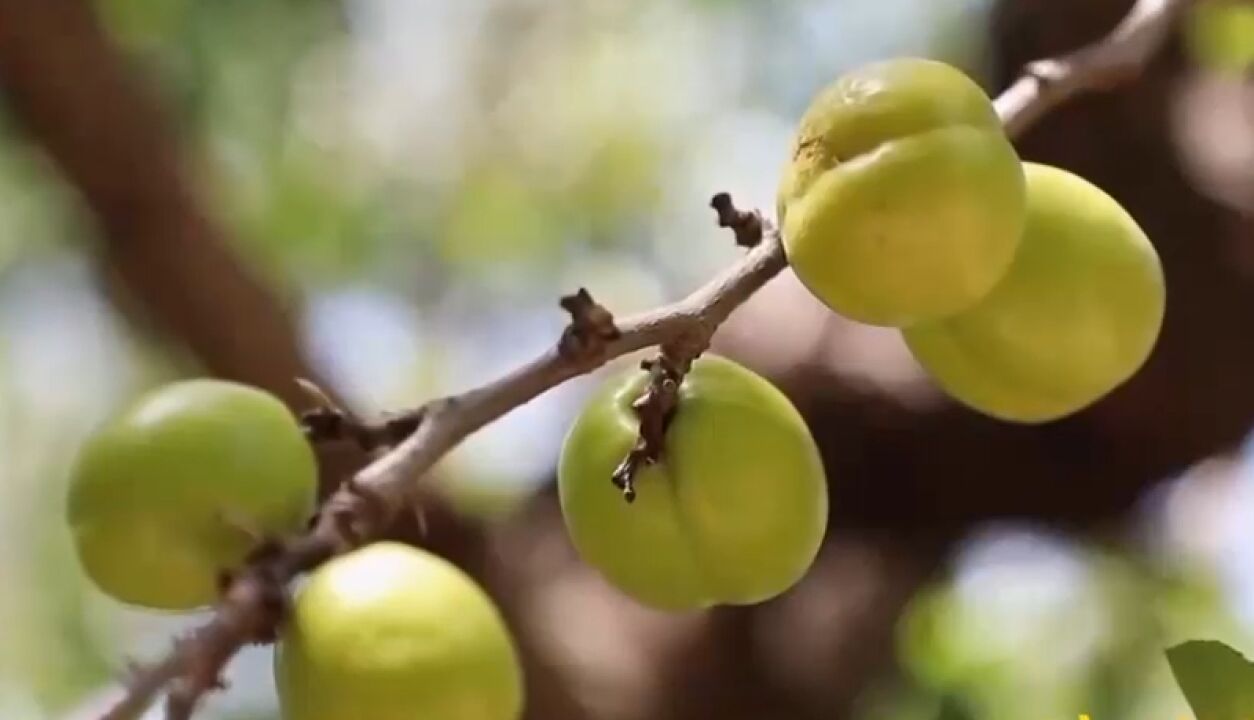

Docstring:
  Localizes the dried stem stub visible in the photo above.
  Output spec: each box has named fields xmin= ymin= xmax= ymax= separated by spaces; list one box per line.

xmin=558 ymin=287 xmax=621 ymax=361
xmin=711 ymin=192 xmax=765 ymax=248
xmin=610 ymin=354 xmax=685 ymax=503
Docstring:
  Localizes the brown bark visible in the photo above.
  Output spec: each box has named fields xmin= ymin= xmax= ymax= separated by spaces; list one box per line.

xmin=0 ymin=0 xmax=316 ymax=409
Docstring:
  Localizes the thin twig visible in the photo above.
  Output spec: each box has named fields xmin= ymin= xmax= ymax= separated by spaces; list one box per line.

xmin=90 ymin=0 xmax=1186 ymax=716
xmin=994 ymin=0 xmax=1190 ymax=137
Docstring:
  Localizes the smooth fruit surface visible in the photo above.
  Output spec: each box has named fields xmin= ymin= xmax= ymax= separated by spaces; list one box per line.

xmin=778 ymin=57 xmax=1026 ymax=327
xmin=275 ymin=542 xmax=524 ymax=720
xmin=66 ymin=379 xmax=317 ymax=610
xmin=903 ymin=163 xmax=1166 ymax=423
xmin=558 ymin=354 xmax=828 ymax=610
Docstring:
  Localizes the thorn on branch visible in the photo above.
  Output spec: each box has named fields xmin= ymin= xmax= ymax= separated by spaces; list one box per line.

xmin=710 ymin=192 xmax=765 ymax=248
xmin=611 ymin=355 xmax=684 ymax=503
xmin=558 ymin=288 xmax=620 ymax=361
xmin=297 ymin=378 xmax=425 ymax=452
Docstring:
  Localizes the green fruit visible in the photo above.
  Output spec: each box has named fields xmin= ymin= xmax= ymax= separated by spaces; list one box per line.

xmin=558 ymin=354 xmax=828 ymax=611
xmin=778 ymin=57 xmax=1027 ymax=327
xmin=66 ymin=380 xmax=317 ymax=610
xmin=903 ymin=163 xmax=1166 ymax=423
xmin=275 ymin=542 xmax=524 ymax=720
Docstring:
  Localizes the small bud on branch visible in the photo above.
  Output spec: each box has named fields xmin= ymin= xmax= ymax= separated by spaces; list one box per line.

xmin=711 ymin=192 xmax=766 ymax=248
xmin=558 ymin=288 xmax=621 ymax=360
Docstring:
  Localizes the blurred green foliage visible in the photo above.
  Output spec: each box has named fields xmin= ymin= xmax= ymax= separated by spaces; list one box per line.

xmin=891 ymin=537 xmax=1238 ymax=719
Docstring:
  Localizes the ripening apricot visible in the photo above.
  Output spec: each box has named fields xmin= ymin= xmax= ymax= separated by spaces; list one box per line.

xmin=558 ymin=354 xmax=828 ymax=610
xmin=778 ymin=57 xmax=1026 ymax=327
xmin=275 ymin=542 xmax=524 ymax=720
xmin=903 ymin=163 xmax=1166 ymax=423
xmin=66 ymin=380 xmax=316 ymax=610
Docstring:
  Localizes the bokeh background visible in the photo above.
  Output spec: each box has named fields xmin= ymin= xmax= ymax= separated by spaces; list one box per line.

xmin=1 ymin=0 xmax=1253 ymax=718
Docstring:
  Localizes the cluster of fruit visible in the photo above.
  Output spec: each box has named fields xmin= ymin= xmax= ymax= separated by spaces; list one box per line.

xmin=556 ymin=58 xmax=1165 ymax=619
xmin=63 ymin=58 xmax=1165 ymax=720
xmin=66 ymin=382 xmax=523 ymax=720
xmin=780 ymin=58 xmax=1166 ymax=424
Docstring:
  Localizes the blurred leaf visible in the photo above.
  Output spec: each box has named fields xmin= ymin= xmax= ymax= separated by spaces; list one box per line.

xmin=97 ymin=0 xmax=189 ymax=52
xmin=568 ymin=133 xmax=663 ymax=236
xmin=439 ymin=168 xmax=568 ymax=271
xmin=1165 ymin=640 xmax=1254 ymax=720
xmin=1185 ymin=0 xmax=1254 ymax=74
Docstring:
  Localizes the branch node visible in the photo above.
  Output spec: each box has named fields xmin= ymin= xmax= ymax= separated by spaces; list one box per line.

xmin=710 ymin=192 xmax=765 ymax=248
xmin=558 ymin=288 xmax=620 ymax=361
xmin=298 ymin=377 xmax=425 ymax=451
xmin=316 ymin=477 xmax=390 ymax=548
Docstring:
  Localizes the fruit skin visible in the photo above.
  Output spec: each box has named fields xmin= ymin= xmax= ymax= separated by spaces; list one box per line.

xmin=558 ymin=354 xmax=828 ymax=611
xmin=903 ymin=162 xmax=1166 ymax=423
xmin=778 ymin=57 xmax=1026 ymax=327
xmin=66 ymin=379 xmax=317 ymax=610
xmin=275 ymin=542 xmax=524 ymax=720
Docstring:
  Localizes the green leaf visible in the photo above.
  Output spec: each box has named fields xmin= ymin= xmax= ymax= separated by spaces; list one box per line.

xmin=1166 ymin=640 xmax=1254 ymax=720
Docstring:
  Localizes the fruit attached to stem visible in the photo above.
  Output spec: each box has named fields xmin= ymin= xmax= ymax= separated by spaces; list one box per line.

xmin=779 ymin=57 xmax=1027 ymax=327
xmin=66 ymin=379 xmax=317 ymax=610
xmin=558 ymin=354 xmax=828 ymax=610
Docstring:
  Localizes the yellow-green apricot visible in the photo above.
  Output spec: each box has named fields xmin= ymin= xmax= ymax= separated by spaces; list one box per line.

xmin=557 ymin=354 xmax=828 ymax=611
xmin=903 ymin=163 xmax=1166 ymax=423
xmin=275 ymin=542 xmax=524 ymax=720
xmin=778 ymin=57 xmax=1026 ymax=327
xmin=66 ymin=380 xmax=316 ymax=610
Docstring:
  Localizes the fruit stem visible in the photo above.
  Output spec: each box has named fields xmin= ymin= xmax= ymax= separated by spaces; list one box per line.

xmin=610 ymin=355 xmax=684 ymax=502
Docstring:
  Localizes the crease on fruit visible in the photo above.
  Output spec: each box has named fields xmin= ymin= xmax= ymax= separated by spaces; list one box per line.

xmin=786 ymin=119 xmax=1001 ymax=211
xmin=652 ymin=418 xmax=719 ymax=609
